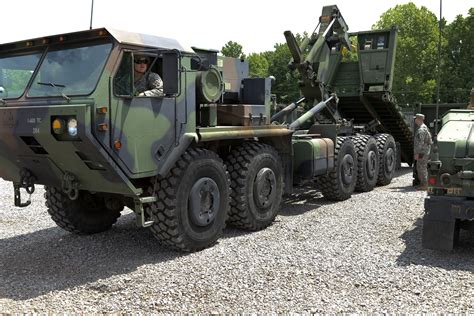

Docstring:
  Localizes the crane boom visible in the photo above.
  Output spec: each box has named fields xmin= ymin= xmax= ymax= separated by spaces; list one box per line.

xmin=285 ymin=5 xmax=351 ymax=113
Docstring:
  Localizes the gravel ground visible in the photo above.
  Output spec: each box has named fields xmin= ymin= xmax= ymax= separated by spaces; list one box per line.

xmin=0 ymin=167 xmax=473 ymax=313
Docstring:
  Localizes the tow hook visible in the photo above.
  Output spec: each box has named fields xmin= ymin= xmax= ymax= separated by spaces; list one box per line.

xmin=62 ymin=171 xmax=79 ymax=200
xmin=13 ymin=168 xmax=36 ymax=207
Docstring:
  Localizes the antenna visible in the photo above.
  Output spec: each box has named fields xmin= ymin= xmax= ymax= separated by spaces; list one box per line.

xmin=89 ymin=0 xmax=94 ymax=30
xmin=434 ymin=0 xmax=442 ymax=136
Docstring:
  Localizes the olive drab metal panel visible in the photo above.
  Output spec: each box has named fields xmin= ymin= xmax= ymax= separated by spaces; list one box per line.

xmin=357 ymin=28 xmax=397 ymax=91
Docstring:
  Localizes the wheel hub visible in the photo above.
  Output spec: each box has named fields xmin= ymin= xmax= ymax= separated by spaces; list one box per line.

xmin=253 ymin=168 xmax=276 ymax=208
xmin=341 ymin=154 xmax=354 ymax=185
xmin=188 ymin=177 xmax=220 ymax=227
xmin=367 ymin=150 xmax=377 ymax=178
xmin=385 ymin=148 xmax=395 ymax=173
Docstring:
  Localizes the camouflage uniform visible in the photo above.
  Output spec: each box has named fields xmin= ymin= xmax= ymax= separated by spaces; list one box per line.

xmin=414 ymin=122 xmax=432 ymax=186
xmin=135 ymin=72 xmax=164 ymax=97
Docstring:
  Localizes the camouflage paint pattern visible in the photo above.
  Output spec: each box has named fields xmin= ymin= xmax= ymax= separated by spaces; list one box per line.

xmin=0 ymin=28 xmax=296 ymax=202
xmin=217 ymin=56 xmax=248 ymax=102
xmin=414 ymin=122 xmax=432 ymax=186
xmin=293 ymin=138 xmax=335 ymax=179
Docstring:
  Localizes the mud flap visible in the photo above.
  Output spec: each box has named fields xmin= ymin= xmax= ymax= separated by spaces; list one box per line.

xmin=422 ymin=195 xmax=474 ymax=250
xmin=422 ymin=217 xmax=457 ymax=250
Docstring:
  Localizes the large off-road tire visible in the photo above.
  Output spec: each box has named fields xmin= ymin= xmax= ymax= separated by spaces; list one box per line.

xmin=315 ymin=136 xmax=357 ymax=201
xmin=351 ymin=135 xmax=379 ymax=192
xmin=147 ymin=148 xmax=230 ymax=252
xmin=44 ymin=187 xmax=121 ymax=234
xmin=375 ymin=133 xmax=396 ymax=186
xmin=226 ymin=143 xmax=284 ymax=231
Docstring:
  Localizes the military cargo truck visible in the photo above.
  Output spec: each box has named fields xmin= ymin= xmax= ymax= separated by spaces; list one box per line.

xmin=424 ymin=108 xmax=474 ymax=250
xmin=0 ymin=6 xmax=404 ymax=251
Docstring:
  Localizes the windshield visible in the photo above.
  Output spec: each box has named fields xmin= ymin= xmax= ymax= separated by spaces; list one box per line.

xmin=28 ymin=42 xmax=112 ymax=97
xmin=0 ymin=53 xmax=42 ymax=99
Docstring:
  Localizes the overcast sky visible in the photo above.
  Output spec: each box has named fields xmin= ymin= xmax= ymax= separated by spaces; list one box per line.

xmin=1 ymin=0 xmax=472 ymax=54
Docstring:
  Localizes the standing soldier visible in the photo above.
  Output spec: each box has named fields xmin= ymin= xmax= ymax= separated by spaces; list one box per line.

xmin=414 ymin=113 xmax=432 ymax=190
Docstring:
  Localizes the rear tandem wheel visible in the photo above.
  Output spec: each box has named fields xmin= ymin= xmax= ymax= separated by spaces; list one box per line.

xmin=375 ymin=133 xmax=396 ymax=185
xmin=351 ymin=135 xmax=379 ymax=192
xmin=315 ymin=136 xmax=357 ymax=201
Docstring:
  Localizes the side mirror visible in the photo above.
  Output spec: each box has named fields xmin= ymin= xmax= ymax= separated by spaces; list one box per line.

xmin=162 ymin=51 xmax=180 ymax=96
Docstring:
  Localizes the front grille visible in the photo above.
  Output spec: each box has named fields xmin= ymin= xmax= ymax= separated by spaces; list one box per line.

xmin=20 ymin=136 xmax=49 ymax=155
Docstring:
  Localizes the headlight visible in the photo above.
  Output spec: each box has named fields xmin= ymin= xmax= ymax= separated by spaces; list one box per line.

xmin=67 ymin=118 xmax=78 ymax=136
xmin=51 ymin=115 xmax=80 ymax=141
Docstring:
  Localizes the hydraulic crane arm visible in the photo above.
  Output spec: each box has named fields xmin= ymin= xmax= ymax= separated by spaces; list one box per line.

xmin=285 ymin=5 xmax=351 ymax=116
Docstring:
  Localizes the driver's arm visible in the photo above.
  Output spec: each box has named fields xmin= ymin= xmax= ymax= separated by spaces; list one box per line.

xmin=142 ymin=72 xmax=164 ymax=97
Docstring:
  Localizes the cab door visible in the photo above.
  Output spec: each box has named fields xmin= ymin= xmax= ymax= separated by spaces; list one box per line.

xmin=110 ymin=51 xmax=177 ymax=176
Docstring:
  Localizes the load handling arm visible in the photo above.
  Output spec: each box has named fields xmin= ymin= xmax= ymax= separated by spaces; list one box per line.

xmin=284 ymin=5 xmax=351 ymax=122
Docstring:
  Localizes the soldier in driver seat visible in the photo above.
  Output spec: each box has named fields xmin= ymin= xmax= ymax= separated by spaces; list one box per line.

xmin=133 ymin=56 xmax=164 ymax=97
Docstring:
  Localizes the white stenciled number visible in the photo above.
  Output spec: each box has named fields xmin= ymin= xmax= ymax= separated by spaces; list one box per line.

xmin=33 ymin=127 xmax=40 ymax=134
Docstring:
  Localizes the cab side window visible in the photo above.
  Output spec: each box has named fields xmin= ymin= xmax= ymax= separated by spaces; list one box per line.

xmin=113 ymin=52 xmax=133 ymax=97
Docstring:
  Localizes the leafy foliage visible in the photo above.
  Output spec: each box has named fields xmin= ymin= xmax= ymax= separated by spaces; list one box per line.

xmin=373 ymin=3 xmax=440 ymax=105
xmin=440 ymin=8 xmax=474 ymax=103
xmin=247 ymin=53 xmax=269 ymax=78
xmin=263 ymin=42 xmax=301 ymax=104
xmin=341 ymin=36 xmax=359 ymax=63
xmin=221 ymin=41 xmax=245 ymax=59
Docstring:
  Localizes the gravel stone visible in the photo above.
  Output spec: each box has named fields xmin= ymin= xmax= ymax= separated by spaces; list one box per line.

xmin=0 ymin=167 xmax=472 ymax=313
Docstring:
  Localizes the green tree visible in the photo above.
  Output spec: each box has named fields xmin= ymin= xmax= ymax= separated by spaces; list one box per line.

xmin=341 ymin=36 xmax=359 ymax=62
xmin=263 ymin=43 xmax=300 ymax=104
xmin=247 ymin=53 xmax=269 ymax=78
xmin=221 ymin=41 xmax=245 ymax=59
xmin=440 ymin=8 xmax=474 ymax=103
xmin=373 ymin=3 xmax=440 ymax=106
xmin=263 ymin=33 xmax=307 ymax=104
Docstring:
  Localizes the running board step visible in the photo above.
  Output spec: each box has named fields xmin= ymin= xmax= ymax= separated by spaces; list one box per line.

xmin=134 ymin=196 xmax=157 ymax=228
